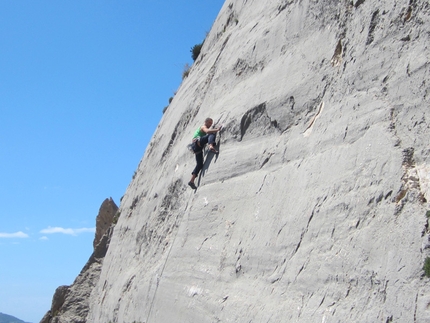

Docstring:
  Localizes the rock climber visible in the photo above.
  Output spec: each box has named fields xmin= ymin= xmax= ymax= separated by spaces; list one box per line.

xmin=188 ymin=117 xmax=222 ymax=190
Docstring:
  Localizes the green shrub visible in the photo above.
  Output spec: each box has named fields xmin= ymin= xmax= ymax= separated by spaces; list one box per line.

xmin=424 ymin=257 xmax=430 ymax=277
xmin=163 ymin=96 xmax=174 ymax=114
xmin=426 ymin=210 xmax=430 ymax=218
xmin=191 ymin=43 xmax=203 ymax=61
xmin=112 ymin=210 xmax=121 ymax=224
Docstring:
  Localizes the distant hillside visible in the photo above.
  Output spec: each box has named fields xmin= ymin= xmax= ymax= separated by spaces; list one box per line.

xmin=0 ymin=312 xmax=28 ymax=323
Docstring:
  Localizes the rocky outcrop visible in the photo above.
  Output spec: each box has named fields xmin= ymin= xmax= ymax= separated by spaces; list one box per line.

xmin=43 ymin=0 xmax=430 ymax=322
xmin=93 ymin=197 xmax=118 ymax=249
xmin=40 ymin=198 xmax=118 ymax=323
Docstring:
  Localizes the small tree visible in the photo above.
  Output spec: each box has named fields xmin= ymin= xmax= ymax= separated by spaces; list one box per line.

xmin=191 ymin=43 xmax=203 ymax=61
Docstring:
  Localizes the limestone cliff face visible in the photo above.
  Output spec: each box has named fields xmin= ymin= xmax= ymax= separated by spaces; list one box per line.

xmin=41 ymin=198 xmax=118 ymax=323
xmin=84 ymin=0 xmax=430 ymax=322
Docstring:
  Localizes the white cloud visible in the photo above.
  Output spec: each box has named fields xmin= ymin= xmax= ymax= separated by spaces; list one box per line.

xmin=40 ymin=236 xmax=49 ymax=240
xmin=0 ymin=231 xmax=29 ymax=238
xmin=39 ymin=226 xmax=95 ymax=236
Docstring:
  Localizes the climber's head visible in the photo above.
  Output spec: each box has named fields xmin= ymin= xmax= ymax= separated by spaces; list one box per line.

xmin=204 ymin=118 xmax=213 ymax=128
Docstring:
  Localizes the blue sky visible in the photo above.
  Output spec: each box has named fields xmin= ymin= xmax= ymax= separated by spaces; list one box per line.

xmin=0 ymin=1 xmax=224 ymax=322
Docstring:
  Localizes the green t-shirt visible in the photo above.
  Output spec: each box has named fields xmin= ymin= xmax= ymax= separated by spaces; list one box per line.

xmin=193 ymin=126 xmax=206 ymax=139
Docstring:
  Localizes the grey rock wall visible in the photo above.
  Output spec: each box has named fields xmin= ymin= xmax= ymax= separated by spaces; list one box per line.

xmin=41 ymin=198 xmax=118 ymax=323
xmin=85 ymin=0 xmax=430 ymax=322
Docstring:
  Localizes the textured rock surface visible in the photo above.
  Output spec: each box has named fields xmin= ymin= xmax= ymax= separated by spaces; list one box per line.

xmin=41 ymin=198 xmax=118 ymax=323
xmin=80 ymin=0 xmax=430 ymax=322
xmin=93 ymin=197 xmax=118 ymax=249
